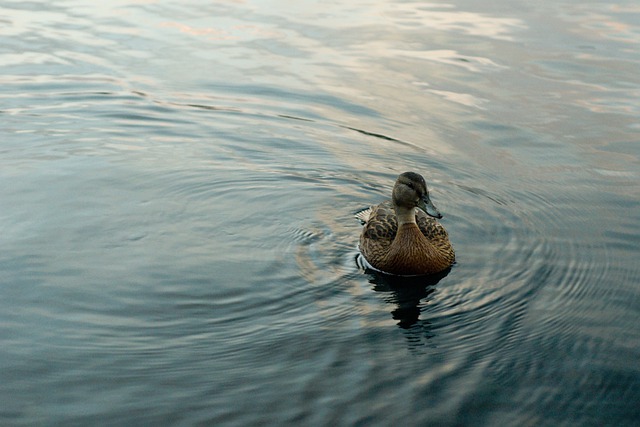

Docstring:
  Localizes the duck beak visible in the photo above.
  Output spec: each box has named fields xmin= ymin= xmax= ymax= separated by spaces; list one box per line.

xmin=417 ymin=194 xmax=442 ymax=219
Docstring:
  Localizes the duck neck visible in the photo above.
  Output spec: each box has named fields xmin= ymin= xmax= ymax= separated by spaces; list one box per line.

xmin=395 ymin=206 xmax=417 ymax=225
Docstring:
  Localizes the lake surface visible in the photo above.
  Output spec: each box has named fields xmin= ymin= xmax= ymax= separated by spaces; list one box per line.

xmin=1 ymin=0 xmax=639 ymax=425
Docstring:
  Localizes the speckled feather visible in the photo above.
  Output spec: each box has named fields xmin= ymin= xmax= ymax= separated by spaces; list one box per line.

xmin=360 ymin=200 xmax=450 ymax=247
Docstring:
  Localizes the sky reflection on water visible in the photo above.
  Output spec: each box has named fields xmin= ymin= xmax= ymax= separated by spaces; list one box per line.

xmin=1 ymin=0 xmax=639 ymax=425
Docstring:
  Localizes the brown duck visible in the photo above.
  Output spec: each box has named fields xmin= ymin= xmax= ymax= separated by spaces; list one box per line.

xmin=357 ymin=172 xmax=455 ymax=275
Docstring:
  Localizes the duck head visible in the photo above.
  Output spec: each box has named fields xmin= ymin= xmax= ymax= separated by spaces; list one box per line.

xmin=392 ymin=171 xmax=442 ymax=219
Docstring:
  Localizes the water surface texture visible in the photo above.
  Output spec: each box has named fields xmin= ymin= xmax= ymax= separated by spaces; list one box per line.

xmin=2 ymin=0 xmax=639 ymax=425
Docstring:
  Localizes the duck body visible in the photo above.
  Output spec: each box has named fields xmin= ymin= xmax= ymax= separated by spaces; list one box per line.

xmin=358 ymin=172 xmax=455 ymax=276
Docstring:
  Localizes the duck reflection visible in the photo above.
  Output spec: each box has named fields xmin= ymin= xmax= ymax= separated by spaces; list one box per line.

xmin=367 ymin=269 xmax=449 ymax=337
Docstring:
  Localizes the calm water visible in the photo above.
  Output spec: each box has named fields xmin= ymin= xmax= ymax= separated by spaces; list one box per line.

xmin=2 ymin=0 xmax=639 ymax=425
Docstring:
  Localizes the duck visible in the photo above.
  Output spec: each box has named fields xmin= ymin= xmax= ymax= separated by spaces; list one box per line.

xmin=356 ymin=171 xmax=455 ymax=276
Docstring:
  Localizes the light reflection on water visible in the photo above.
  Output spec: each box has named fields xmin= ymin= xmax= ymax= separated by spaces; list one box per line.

xmin=1 ymin=0 xmax=639 ymax=425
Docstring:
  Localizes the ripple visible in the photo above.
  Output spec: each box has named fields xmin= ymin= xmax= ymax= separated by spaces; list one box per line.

xmin=288 ymin=163 xmax=623 ymax=380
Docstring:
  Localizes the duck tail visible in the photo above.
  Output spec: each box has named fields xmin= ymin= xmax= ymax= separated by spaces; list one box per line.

xmin=354 ymin=207 xmax=373 ymax=224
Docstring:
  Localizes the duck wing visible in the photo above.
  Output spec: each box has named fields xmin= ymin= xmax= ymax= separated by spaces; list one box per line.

xmin=415 ymin=209 xmax=450 ymax=240
xmin=360 ymin=201 xmax=397 ymax=241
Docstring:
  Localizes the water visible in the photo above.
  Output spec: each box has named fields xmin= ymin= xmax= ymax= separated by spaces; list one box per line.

xmin=1 ymin=0 xmax=639 ymax=425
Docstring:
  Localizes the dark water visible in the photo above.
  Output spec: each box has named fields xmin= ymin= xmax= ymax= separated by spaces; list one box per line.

xmin=2 ymin=0 xmax=639 ymax=425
